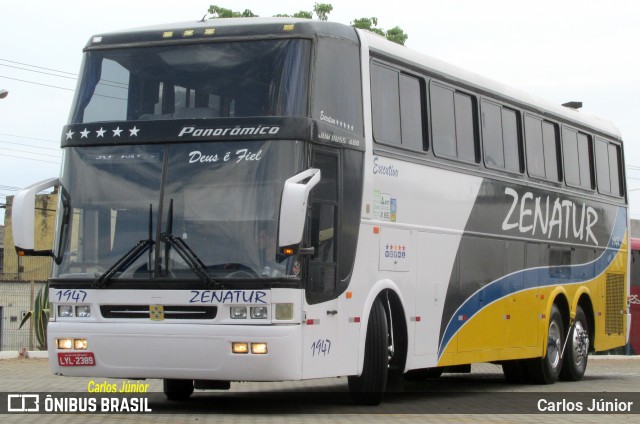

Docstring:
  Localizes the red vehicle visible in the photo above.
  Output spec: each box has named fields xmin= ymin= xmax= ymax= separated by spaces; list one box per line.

xmin=630 ymin=238 xmax=640 ymax=354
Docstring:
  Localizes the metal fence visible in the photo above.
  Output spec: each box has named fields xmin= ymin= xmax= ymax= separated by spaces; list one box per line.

xmin=0 ymin=280 xmax=47 ymax=351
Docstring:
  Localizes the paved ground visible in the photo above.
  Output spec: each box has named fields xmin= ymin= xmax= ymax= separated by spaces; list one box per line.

xmin=0 ymin=355 xmax=639 ymax=423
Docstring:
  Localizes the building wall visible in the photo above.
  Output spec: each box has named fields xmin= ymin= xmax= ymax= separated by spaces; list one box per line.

xmin=632 ymin=219 xmax=639 ymax=238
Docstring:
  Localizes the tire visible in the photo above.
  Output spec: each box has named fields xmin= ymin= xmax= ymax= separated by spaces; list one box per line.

xmin=526 ymin=304 xmax=564 ymax=384
xmin=163 ymin=379 xmax=194 ymax=401
xmin=348 ymin=298 xmax=389 ymax=405
xmin=560 ymin=306 xmax=590 ymax=381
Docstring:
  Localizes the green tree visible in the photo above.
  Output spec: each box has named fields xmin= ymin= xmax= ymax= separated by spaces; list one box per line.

xmin=207 ymin=4 xmax=407 ymax=45
xmin=208 ymin=5 xmax=258 ymax=18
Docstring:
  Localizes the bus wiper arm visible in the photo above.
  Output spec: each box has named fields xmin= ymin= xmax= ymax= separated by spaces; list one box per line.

xmin=161 ymin=233 xmax=222 ymax=288
xmin=161 ymin=199 xmax=222 ymax=288
xmin=92 ymin=239 xmax=155 ymax=288
xmin=93 ymin=204 xmax=155 ymax=289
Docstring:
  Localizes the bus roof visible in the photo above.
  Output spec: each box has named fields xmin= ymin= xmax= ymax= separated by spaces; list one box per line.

xmin=85 ymin=17 xmax=359 ymax=49
xmin=86 ymin=18 xmax=621 ymax=141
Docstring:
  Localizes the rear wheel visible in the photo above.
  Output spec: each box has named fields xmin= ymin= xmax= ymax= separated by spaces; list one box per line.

xmin=348 ymin=298 xmax=389 ymax=405
xmin=163 ymin=379 xmax=194 ymax=401
xmin=527 ymin=304 xmax=564 ymax=384
xmin=560 ymin=306 xmax=590 ymax=381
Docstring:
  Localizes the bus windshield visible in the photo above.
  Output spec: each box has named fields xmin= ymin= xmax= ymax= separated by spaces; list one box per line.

xmin=70 ymin=38 xmax=311 ymax=123
xmin=53 ymin=139 xmax=304 ymax=282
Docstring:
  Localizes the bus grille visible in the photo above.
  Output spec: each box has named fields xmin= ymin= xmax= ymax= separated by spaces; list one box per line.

xmin=605 ymin=273 xmax=625 ymax=334
xmin=100 ymin=305 xmax=217 ymax=320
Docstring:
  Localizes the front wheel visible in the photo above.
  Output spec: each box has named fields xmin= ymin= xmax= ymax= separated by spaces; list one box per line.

xmin=527 ymin=304 xmax=564 ymax=384
xmin=348 ymin=298 xmax=389 ymax=405
xmin=560 ymin=306 xmax=590 ymax=381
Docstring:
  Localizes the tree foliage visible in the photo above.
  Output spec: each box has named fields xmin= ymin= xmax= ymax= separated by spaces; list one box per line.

xmin=207 ymin=3 xmax=407 ymax=45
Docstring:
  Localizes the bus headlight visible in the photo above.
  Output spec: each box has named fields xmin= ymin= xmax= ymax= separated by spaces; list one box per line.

xmin=250 ymin=306 xmax=268 ymax=319
xmin=58 ymin=305 xmax=74 ymax=318
xmin=232 ymin=342 xmax=249 ymax=354
xmin=251 ymin=343 xmax=268 ymax=354
xmin=76 ymin=305 xmax=91 ymax=318
xmin=230 ymin=306 xmax=247 ymax=319
xmin=73 ymin=339 xmax=88 ymax=350
xmin=57 ymin=338 xmax=73 ymax=350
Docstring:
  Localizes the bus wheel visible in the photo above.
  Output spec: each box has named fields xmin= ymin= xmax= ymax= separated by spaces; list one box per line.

xmin=163 ymin=379 xmax=194 ymax=401
xmin=560 ymin=306 xmax=590 ymax=381
xmin=527 ymin=304 xmax=564 ymax=384
xmin=348 ymin=298 xmax=389 ymax=405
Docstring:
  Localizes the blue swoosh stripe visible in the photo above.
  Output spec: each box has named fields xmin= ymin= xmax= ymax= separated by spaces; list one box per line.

xmin=438 ymin=207 xmax=627 ymax=358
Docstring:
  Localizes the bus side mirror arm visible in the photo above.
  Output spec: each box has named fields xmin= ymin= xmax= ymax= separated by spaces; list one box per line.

xmin=278 ymin=168 xmax=321 ymax=247
xmin=12 ymin=178 xmax=59 ymax=256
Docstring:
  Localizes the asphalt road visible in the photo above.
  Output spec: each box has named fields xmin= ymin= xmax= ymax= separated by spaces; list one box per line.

xmin=0 ymin=355 xmax=639 ymax=423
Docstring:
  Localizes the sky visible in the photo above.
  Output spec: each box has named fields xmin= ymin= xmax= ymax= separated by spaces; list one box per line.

xmin=1 ymin=0 xmax=639 ymax=223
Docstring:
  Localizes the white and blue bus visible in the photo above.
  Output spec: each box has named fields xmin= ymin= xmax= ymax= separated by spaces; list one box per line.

xmin=13 ymin=18 xmax=629 ymax=405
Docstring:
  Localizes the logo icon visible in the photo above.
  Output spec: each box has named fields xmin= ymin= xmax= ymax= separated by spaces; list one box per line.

xmin=7 ymin=394 xmax=40 ymax=412
xmin=149 ymin=305 xmax=164 ymax=321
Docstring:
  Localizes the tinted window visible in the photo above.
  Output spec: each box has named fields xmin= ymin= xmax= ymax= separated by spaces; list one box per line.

xmin=399 ymin=74 xmax=424 ymax=150
xmin=542 ymin=121 xmax=560 ymax=181
xmin=431 ymin=83 xmax=456 ymax=157
xmin=371 ymin=63 xmax=401 ymax=144
xmin=455 ymin=93 xmax=476 ymax=162
xmin=371 ymin=62 xmax=425 ymax=150
xmin=608 ymin=143 xmax=622 ymax=196
xmin=481 ymin=101 xmax=503 ymax=168
xmin=563 ymin=127 xmax=593 ymax=190
xmin=525 ymin=115 xmax=560 ymax=182
xmin=431 ymin=82 xmax=477 ymax=162
xmin=502 ymin=109 xmax=521 ymax=173
xmin=595 ymin=137 xmax=623 ymax=196
xmin=563 ymin=128 xmax=581 ymax=186
xmin=577 ymin=133 xmax=593 ymax=189
xmin=595 ymin=138 xmax=611 ymax=193
xmin=525 ymin=115 xmax=545 ymax=178
xmin=313 ymin=38 xmax=364 ymax=135
xmin=481 ymin=100 xmax=521 ymax=173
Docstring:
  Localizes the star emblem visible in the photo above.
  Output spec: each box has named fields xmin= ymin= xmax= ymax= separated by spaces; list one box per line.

xmin=112 ymin=127 xmax=123 ymax=137
xmin=129 ymin=126 xmax=140 ymax=137
xmin=96 ymin=127 xmax=106 ymax=137
xmin=65 ymin=130 xmax=74 ymax=140
xmin=80 ymin=128 xmax=90 ymax=138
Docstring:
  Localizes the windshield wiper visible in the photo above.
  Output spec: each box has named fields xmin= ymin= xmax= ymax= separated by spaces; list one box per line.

xmin=161 ymin=199 xmax=222 ymax=288
xmin=93 ymin=205 xmax=155 ymax=288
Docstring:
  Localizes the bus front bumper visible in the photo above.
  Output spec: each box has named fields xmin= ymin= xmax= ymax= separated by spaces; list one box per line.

xmin=48 ymin=322 xmax=303 ymax=381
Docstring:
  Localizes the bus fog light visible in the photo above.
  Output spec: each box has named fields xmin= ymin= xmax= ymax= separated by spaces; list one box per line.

xmin=58 ymin=305 xmax=74 ymax=318
xmin=251 ymin=343 xmax=268 ymax=354
xmin=57 ymin=338 xmax=73 ymax=350
xmin=275 ymin=303 xmax=293 ymax=320
xmin=75 ymin=305 xmax=91 ymax=318
xmin=232 ymin=342 xmax=249 ymax=354
xmin=250 ymin=306 xmax=268 ymax=319
xmin=74 ymin=339 xmax=88 ymax=350
xmin=230 ymin=306 xmax=247 ymax=319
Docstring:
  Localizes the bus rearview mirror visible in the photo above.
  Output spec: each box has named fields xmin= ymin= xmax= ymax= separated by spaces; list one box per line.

xmin=278 ymin=168 xmax=321 ymax=247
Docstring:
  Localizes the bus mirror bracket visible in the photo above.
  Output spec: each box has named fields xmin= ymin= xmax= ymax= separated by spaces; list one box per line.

xmin=279 ymin=168 xmax=321 ymax=247
xmin=12 ymin=178 xmax=60 ymax=257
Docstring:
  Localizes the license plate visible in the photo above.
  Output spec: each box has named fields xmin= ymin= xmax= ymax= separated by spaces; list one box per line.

xmin=58 ymin=352 xmax=95 ymax=366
